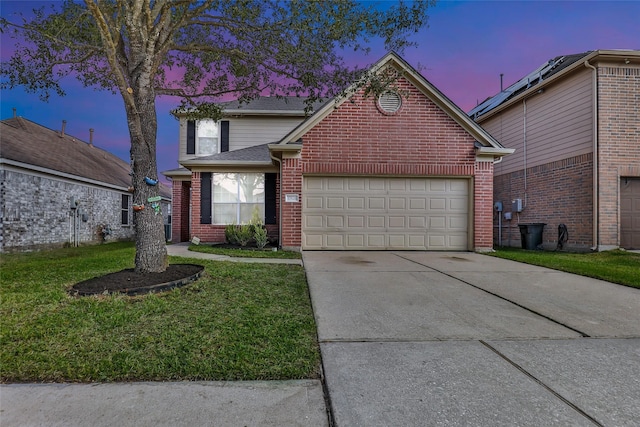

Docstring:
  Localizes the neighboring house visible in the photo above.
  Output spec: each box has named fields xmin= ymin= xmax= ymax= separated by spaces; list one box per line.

xmin=0 ymin=116 xmax=171 ymax=252
xmin=470 ymin=49 xmax=640 ymax=250
xmin=165 ymin=52 xmax=513 ymax=251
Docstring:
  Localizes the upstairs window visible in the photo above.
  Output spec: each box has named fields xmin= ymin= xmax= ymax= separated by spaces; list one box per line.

xmin=197 ymin=119 xmax=219 ymax=155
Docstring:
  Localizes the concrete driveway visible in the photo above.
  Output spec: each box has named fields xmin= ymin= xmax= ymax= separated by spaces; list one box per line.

xmin=303 ymin=251 xmax=640 ymax=426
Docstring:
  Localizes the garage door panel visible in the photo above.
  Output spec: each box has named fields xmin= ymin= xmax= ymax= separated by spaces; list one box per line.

xmin=409 ymin=216 xmax=426 ymax=228
xmin=367 ymin=235 xmax=385 ymax=247
xmin=389 ymin=198 xmax=406 ymax=209
xmin=303 ymin=177 xmax=469 ymax=250
xmin=348 ymin=197 xmax=365 ymax=209
xmin=305 ymin=215 xmax=324 ymax=228
xmin=430 ymin=198 xmax=446 ymax=211
xmin=369 ymin=198 xmax=386 ymax=209
xmin=346 ymin=234 xmax=364 ymax=248
xmin=347 ymin=216 xmax=365 ymax=228
xmin=388 ymin=216 xmax=405 ymax=228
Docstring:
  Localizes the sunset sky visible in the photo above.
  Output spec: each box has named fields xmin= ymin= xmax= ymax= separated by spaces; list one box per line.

xmin=1 ymin=1 xmax=639 ymax=183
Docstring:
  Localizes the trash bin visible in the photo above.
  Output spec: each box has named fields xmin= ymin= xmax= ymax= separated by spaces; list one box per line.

xmin=518 ymin=223 xmax=546 ymax=250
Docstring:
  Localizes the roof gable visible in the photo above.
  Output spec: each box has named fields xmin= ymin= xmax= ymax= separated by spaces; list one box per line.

xmin=274 ymin=52 xmax=508 ymax=151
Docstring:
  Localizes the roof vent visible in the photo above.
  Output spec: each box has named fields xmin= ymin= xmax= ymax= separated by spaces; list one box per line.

xmin=378 ymin=91 xmax=402 ymax=114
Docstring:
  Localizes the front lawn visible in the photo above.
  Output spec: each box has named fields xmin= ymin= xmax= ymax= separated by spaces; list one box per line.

xmin=0 ymin=242 xmax=319 ymax=382
xmin=489 ymin=248 xmax=640 ymax=288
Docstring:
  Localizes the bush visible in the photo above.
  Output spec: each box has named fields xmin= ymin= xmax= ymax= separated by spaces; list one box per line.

xmin=236 ymin=224 xmax=253 ymax=247
xmin=225 ymin=224 xmax=239 ymax=245
xmin=254 ymin=225 xmax=269 ymax=249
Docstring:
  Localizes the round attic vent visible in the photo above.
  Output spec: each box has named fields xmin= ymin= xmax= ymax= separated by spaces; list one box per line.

xmin=378 ymin=91 xmax=402 ymax=113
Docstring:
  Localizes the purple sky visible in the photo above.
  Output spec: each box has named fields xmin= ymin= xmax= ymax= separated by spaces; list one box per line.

xmin=2 ymin=1 xmax=639 ymax=184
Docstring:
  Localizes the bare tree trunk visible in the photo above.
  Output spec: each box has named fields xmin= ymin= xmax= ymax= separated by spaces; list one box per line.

xmin=128 ymin=89 xmax=168 ymax=273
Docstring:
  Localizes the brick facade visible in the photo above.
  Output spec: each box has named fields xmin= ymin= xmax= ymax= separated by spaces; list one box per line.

xmin=0 ymin=168 xmax=134 ymax=252
xmin=493 ymin=153 xmax=594 ymax=248
xmin=278 ymin=77 xmax=495 ymax=250
xmin=597 ymin=65 xmax=640 ymax=248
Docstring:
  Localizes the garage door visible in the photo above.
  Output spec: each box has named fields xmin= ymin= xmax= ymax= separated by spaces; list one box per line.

xmin=302 ymin=177 xmax=469 ymax=250
xmin=621 ymin=177 xmax=640 ymax=249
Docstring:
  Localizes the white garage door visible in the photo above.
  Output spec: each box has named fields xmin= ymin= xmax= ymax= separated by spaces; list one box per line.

xmin=302 ymin=176 xmax=469 ymax=250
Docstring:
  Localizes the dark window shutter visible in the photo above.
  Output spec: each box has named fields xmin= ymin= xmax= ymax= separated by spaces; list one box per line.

xmin=200 ymin=172 xmax=212 ymax=224
xmin=265 ymin=173 xmax=277 ymax=225
xmin=187 ymin=120 xmax=196 ymax=155
xmin=220 ymin=121 xmax=230 ymax=152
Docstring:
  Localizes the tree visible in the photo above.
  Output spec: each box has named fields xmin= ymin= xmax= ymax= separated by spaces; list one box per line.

xmin=1 ymin=0 xmax=433 ymax=273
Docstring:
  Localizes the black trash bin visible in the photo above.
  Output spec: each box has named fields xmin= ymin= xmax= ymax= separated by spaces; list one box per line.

xmin=518 ymin=223 xmax=546 ymax=250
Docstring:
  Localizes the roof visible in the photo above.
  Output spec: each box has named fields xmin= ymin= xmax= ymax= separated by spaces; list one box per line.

xmin=273 ymin=51 xmax=512 ymax=157
xmin=469 ymin=49 xmax=640 ymax=120
xmin=1 ymin=116 xmax=171 ymax=198
xmin=221 ymin=96 xmax=324 ymax=115
xmin=469 ymin=51 xmax=593 ymax=119
xmin=180 ymin=143 xmax=274 ymax=168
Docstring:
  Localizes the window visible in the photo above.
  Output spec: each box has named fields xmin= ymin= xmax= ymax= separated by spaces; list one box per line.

xmin=121 ymin=194 xmax=130 ymax=225
xmin=212 ymin=173 xmax=265 ymax=224
xmin=197 ymin=119 xmax=219 ymax=155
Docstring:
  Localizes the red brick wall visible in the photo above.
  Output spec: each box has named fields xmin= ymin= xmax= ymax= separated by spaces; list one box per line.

xmin=597 ymin=65 xmax=640 ymax=247
xmin=280 ymin=158 xmax=303 ymax=248
xmin=279 ymin=76 xmax=494 ymax=250
xmin=474 ymin=161 xmax=494 ymax=249
xmin=171 ymin=180 xmax=191 ymax=243
xmin=493 ymin=153 xmax=594 ymax=248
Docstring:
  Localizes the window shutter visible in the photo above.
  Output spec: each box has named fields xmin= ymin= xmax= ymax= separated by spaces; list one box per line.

xmin=265 ymin=173 xmax=277 ymax=225
xmin=221 ymin=121 xmax=230 ymax=152
xmin=200 ymin=172 xmax=212 ymax=224
xmin=187 ymin=120 xmax=196 ymax=155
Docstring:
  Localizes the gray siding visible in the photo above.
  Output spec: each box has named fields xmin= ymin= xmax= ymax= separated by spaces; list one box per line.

xmin=0 ymin=168 xmax=134 ymax=252
xmin=178 ymin=116 xmax=303 ymax=162
xmin=485 ymin=69 xmax=594 ymax=176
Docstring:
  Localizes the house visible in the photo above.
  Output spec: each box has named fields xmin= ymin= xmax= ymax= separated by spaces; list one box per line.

xmin=165 ymin=52 xmax=513 ymax=251
xmin=470 ymin=49 xmax=640 ymax=250
xmin=0 ymin=116 xmax=171 ymax=252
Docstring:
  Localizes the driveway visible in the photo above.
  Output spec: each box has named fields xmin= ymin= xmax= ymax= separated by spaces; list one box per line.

xmin=303 ymin=251 xmax=640 ymax=426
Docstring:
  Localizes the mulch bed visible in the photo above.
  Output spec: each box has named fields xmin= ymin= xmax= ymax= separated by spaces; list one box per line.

xmin=70 ymin=264 xmax=204 ymax=296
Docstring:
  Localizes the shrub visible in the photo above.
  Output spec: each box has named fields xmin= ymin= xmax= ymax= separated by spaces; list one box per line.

xmin=225 ymin=223 xmax=239 ymax=245
xmin=236 ymin=224 xmax=253 ymax=247
xmin=254 ymin=225 xmax=269 ymax=249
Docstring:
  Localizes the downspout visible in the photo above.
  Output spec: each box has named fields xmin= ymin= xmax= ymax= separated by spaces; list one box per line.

xmin=269 ymin=151 xmax=283 ymax=248
xmin=584 ymin=60 xmax=598 ymax=250
xmin=523 ymin=99 xmax=527 ymax=209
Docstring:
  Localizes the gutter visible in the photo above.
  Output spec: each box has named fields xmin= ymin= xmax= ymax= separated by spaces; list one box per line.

xmin=584 ymin=60 xmax=599 ymax=250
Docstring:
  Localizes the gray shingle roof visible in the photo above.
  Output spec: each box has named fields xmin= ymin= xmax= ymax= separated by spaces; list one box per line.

xmin=195 ymin=143 xmax=272 ymax=162
xmin=221 ymin=96 xmax=324 ymax=113
xmin=1 ymin=117 xmax=171 ymax=198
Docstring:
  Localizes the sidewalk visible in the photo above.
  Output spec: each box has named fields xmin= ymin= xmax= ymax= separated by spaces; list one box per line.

xmin=166 ymin=242 xmax=303 ymax=265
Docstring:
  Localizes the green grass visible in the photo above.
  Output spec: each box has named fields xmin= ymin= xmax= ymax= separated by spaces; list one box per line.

xmin=0 ymin=242 xmax=319 ymax=382
xmin=188 ymin=244 xmax=302 ymax=259
xmin=489 ymin=248 xmax=640 ymax=288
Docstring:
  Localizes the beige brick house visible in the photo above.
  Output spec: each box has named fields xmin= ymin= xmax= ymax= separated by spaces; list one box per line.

xmin=470 ymin=50 xmax=640 ymax=250
xmin=165 ymin=52 xmax=513 ymax=251
xmin=1 ymin=116 xmax=171 ymax=252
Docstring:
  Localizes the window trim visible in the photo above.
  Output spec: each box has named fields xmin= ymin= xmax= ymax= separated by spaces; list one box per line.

xmin=121 ymin=194 xmax=131 ymax=226
xmin=196 ymin=119 xmax=220 ymax=156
